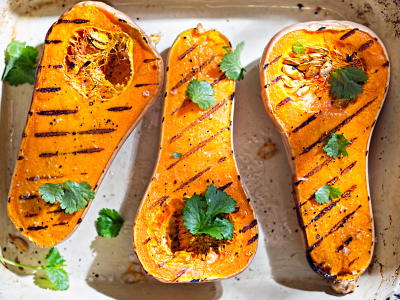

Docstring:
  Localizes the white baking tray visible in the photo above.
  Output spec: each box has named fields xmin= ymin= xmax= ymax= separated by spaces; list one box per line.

xmin=0 ymin=0 xmax=399 ymax=299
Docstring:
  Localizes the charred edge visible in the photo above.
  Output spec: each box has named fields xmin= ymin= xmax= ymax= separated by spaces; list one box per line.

xmin=170 ymin=100 xmax=226 ymax=143
xmin=143 ymin=58 xmax=158 ymax=63
xmin=174 ymin=269 xmax=187 ymax=280
xmin=296 ymin=157 xmax=333 ymax=185
xmin=47 ymin=209 xmax=64 ymax=214
xmin=118 ymin=18 xmax=127 ymax=23
xmin=276 ymin=97 xmax=291 ymax=110
xmin=358 ymin=40 xmax=373 ymax=52
xmin=178 ymin=44 xmax=198 ymax=60
xmin=341 ymin=185 xmax=357 ymax=198
xmin=39 ymin=152 xmax=58 ymax=158
xmin=25 ymin=213 xmax=38 ymax=218
xmin=170 ymin=56 xmax=214 ymax=91
xmin=72 ymin=148 xmax=104 ymax=154
xmin=247 ymin=234 xmax=258 ymax=246
xmin=190 ymin=279 xmax=200 ymax=283
xmin=300 ymin=98 xmax=376 ymax=155
xmin=17 ymin=156 xmax=24 ymax=160
xmin=212 ymin=74 xmax=227 ymax=86
xmin=142 ymin=237 xmax=152 ymax=245
xmin=242 ymin=220 xmax=257 ymax=233
xmin=266 ymin=76 xmax=282 ymax=88
xmin=340 ymin=28 xmax=358 ymax=40
xmin=78 ymin=129 xmax=116 ymax=135
xmin=37 ymin=109 xmax=78 ymax=116
xmin=153 ymin=196 xmax=168 ymax=207
xmin=36 ymin=87 xmax=61 ymax=93
xmin=304 ymin=199 xmax=340 ymax=229
xmin=27 ymin=225 xmax=48 ymax=231
xmin=229 ymin=93 xmax=235 ymax=100
xmin=53 ymin=222 xmax=69 ymax=226
xmin=292 ymin=111 xmax=321 ymax=133
xmin=218 ymin=157 xmax=227 ymax=163
xmin=306 ymin=176 xmax=339 ymax=203
xmin=107 ymin=106 xmax=132 ymax=112
xmin=34 ymin=131 xmax=69 ymax=137
xmin=174 ymin=167 xmax=212 ymax=192
xmin=171 ymin=98 xmax=191 ymax=115
xmin=58 ymin=19 xmax=90 ymax=24
xmin=263 ymin=55 xmax=282 ymax=70
xmin=19 ymin=194 xmax=38 ymax=200
xmin=167 ymin=127 xmax=228 ymax=170
xmin=336 ymin=236 xmax=354 ymax=252
xmin=306 ymin=205 xmax=361 ymax=255
xmin=134 ymin=83 xmax=159 ymax=87
xmin=341 ymin=161 xmax=357 ymax=175
xmin=317 ymin=27 xmax=326 ymax=31
xmin=383 ymin=61 xmax=389 ymax=67
xmin=218 ymin=182 xmax=233 ymax=191
xmin=53 ymin=65 xmax=62 ymax=69
xmin=309 ymin=260 xmax=334 ymax=279
xmin=45 ymin=40 xmax=62 ymax=44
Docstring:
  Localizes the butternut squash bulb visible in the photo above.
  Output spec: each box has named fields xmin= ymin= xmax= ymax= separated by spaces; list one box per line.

xmin=260 ymin=21 xmax=389 ymax=293
xmin=133 ymin=24 xmax=258 ymax=282
xmin=7 ymin=1 xmax=163 ymax=247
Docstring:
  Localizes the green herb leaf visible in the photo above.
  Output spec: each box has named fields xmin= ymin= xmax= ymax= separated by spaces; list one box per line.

xmin=220 ymin=41 xmax=246 ymax=81
xmin=172 ymin=152 xmax=183 ymax=159
xmin=315 ymin=185 xmax=341 ymax=204
xmin=44 ymin=268 xmax=69 ymax=291
xmin=96 ymin=208 xmax=124 ymax=238
xmin=185 ymin=79 xmax=216 ymax=109
xmin=323 ymin=133 xmax=351 ymax=158
xmin=39 ymin=181 xmax=95 ymax=214
xmin=46 ymin=247 xmax=66 ymax=268
xmin=328 ymin=67 xmax=368 ymax=100
xmin=182 ymin=185 xmax=236 ymax=240
xmin=2 ymin=40 xmax=38 ymax=86
xmin=292 ymin=41 xmax=307 ymax=54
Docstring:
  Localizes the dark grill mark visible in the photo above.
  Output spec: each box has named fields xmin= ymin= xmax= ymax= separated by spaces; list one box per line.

xmin=341 ymin=161 xmax=357 ymax=175
xmin=349 ymin=258 xmax=358 ymax=267
xmin=212 ymin=74 xmax=227 ymax=86
xmin=39 ymin=152 xmax=58 ymax=158
xmin=167 ymin=127 xmax=228 ymax=170
xmin=53 ymin=222 xmax=69 ymax=226
xmin=247 ymin=234 xmax=258 ymax=245
xmin=341 ymin=185 xmax=357 ymax=198
xmin=36 ymin=87 xmax=61 ymax=93
xmin=300 ymin=98 xmax=376 ymax=155
xmin=358 ymin=40 xmax=373 ymax=52
xmin=142 ymin=237 xmax=152 ymax=245
xmin=317 ymin=27 xmax=326 ymax=31
xmin=45 ymin=40 xmax=62 ymax=44
xmin=58 ymin=19 xmax=90 ymax=24
xmin=170 ymin=100 xmax=226 ymax=143
xmin=107 ymin=106 xmax=132 ymax=112
xmin=118 ymin=18 xmax=127 ymax=23
xmin=27 ymin=225 xmax=48 ymax=231
xmin=296 ymin=157 xmax=333 ymax=185
xmin=292 ymin=111 xmax=321 ymax=133
xmin=190 ymin=279 xmax=200 ymax=283
xmin=383 ymin=61 xmax=389 ymax=67
xmin=336 ymin=236 xmax=354 ymax=252
xmin=218 ymin=182 xmax=233 ymax=191
xmin=25 ymin=213 xmax=38 ymax=218
xmin=53 ymin=65 xmax=63 ymax=69
xmin=174 ymin=166 xmax=212 ymax=192
xmin=17 ymin=156 xmax=24 ymax=160
xmin=229 ymin=93 xmax=235 ymax=100
xmin=178 ymin=44 xmax=198 ymax=60
xmin=263 ymin=55 xmax=282 ymax=70
xmin=340 ymin=29 xmax=358 ymax=40
xmin=37 ymin=109 xmax=78 ymax=116
xmin=306 ymin=205 xmax=361 ymax=255
xmin=72 ymin=148 xmax=104 ymax=154
xmin=265 ymin=76 xmax=282 ymax=88
xmin=303 ymin=176 xmax=339 ymax=205
xmin=78 ymin=129 xmax=116 ymax=135
xmin=218 ymin=157 xmax=227 ymax=163
xmin=134 ymin=83 xmax=159 ymax=87
xmin=47 ymin=209 xmax=64 ymax=214
xmin=19 ymin=194 xmax=38 ymax=200
xmin=276 ymin=97 xmax=291 ymax=110
xmin=171 ymin=98 xmax=191 ymax=116
xmin=34 ymin=131 xmax=69 ymax=137
xmin=304 ymin=199 xmax=341 ymax=229
xmin=174 ymin=269 xmax=187 ymax=280
xmin=242 ymin=220 xmax=257 ymax=233
xmin=153 ymin=196 xmax=168 ymax=207
xmin=170 ymin=56 xmax=214 ymax=91
xmin=27 ymin=175 xmax=62 ymax=181
xmin=143 ymin=58 xmax=158 ymax=63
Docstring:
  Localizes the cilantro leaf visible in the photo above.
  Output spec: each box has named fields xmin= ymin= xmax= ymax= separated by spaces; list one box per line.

xmin=2 ymin=41 xmax=38 ymax=86
xmin=44 ymin=268 xmax=69 ymax=291
xmin=292 ymin=41 xmax=307 ymax=54
xmin=328 ymin=67 xmax=368 ymax=100
xmin=323 ymin=133 xmax=351 ymax=158
xmin=185 ymin=79 xmax=216 ymax=109
xmin=172 ymin=152 xmax=183 ymax=159
xmin=39 ymin=181 xmax=95 ymax=214
xmin=96 ymin=208 xmax=124 ymax=238
xmin=46 ymin=247 xmax=66 ymax=268
xmin=220 ymin=41 xmax=246 ymax=81
xmin=315 ymin=185 xmax=341 ymax=204
xmin=182 ymin=185 xmax=237 ymax=240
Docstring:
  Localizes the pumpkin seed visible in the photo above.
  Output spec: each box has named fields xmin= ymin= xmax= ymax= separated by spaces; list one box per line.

xmin=319 ymin=60 xmax=333 ymax=77
xmin=283 ymin=65 xmax=303 ymax=79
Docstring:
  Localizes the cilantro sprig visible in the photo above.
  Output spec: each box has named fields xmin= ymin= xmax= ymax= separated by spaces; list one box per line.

xmin=182 ymin=185 xmax=237 ymax=240
xmin=323 ymin=133 xmax=351 ymax=158
xmin=0 ymin=247 xmax=69 ymax=291
xmin=39 ymin=181 xmax=95 ymax=214
xmin=220 ymin=41 xmax=246 ymax=81
xmin=292 ymin=41 xmax=307 ymax=54
xmin=185 ymin=79 xmax=216 ymax=110
xmin=2 ymin=40 xmax=38 ymax=86
xmin=328 ymin=67 xmax=368 ymax=100
xmin=96 ymin=208 xmax=124 ymax=238
xmin=315 ymin=185 xmax=341 ymax=204
xmin=172 ymin=152 xmax=183 ymax=159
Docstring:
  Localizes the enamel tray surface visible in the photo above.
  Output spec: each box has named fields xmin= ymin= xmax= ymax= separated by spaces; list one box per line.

xmin=0 ymin=1 xmax=399 ymax=299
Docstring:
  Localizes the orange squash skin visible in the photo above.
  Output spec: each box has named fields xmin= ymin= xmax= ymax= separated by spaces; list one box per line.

xmin=133 ymin=25 xmax=258 ymax=283
xmin=7 ymin=2 xmax=163 ymax=247
xmin=260 ymin=21 xmax=389 ymax=289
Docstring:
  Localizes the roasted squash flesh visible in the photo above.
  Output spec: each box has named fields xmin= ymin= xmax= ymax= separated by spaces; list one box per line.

xmin=260 ymin=21 xmax=389 ymax=292
xmin=133 ymin=25 xmax=258 ymax=283
xmin=8 ymin=2 xmax=163 ymax=247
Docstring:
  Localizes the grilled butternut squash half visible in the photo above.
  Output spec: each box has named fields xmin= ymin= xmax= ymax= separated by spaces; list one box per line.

xmin=260 ymin=21 xmax=389 ymax=293
xmin=8 ymin=1 xmax=163 ymax=247
xmin=133 ymin=24 xmax=258 ymax=282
